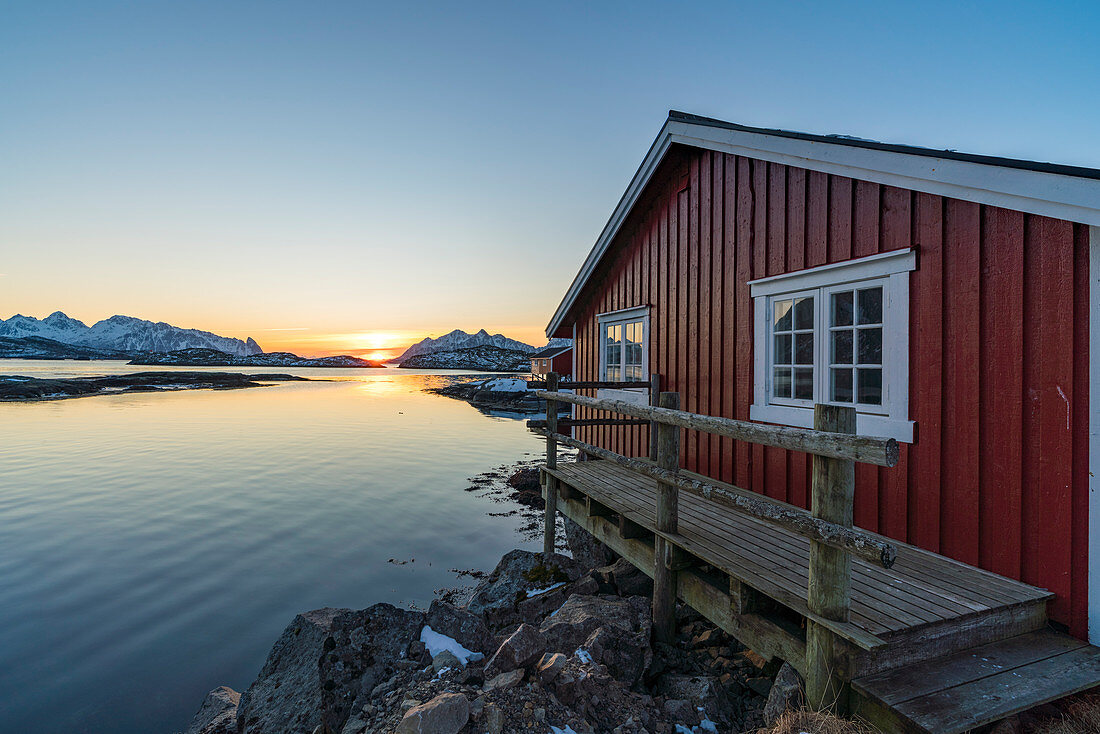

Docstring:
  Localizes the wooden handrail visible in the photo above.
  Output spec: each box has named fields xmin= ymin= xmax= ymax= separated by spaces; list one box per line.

xmin=529 ymin=426 xmax=897 ymax=569
xmin=536 ymin=390 xmax=898 ymax=467
xmin=527 ymin=418 xmax=649 ymax=429
xmin=528 ymin=379 xmax=652 ymax=389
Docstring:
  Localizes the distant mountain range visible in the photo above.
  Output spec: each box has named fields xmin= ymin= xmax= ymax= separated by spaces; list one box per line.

xmin=397 ymin=344 xmax=532 ymax=372
xmin=0 ymin=311 xmax=262 ymax=357
xmin=392 ymin=329 xmax=534 ymax=363
xmin=130 ymin=348 xmax=383 ymax=368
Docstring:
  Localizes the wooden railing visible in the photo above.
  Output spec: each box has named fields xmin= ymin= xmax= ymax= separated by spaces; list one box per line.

xmin=529 ymin=372 xmax=899 ymax=712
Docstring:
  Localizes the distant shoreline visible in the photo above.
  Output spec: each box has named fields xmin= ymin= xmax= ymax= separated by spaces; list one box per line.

xmin=0 ymin=372 xmax=309 ymax=402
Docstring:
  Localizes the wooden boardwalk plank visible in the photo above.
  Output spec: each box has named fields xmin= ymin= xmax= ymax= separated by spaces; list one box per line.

xmin=889 ymin=644 xmax=1100 ymax=732
xmin=549 ymin=460 xmax=1050 ymax=641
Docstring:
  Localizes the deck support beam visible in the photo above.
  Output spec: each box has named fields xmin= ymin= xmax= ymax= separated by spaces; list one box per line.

xmin=653 ymin=391 xmax=681 ymax=644
xmin=542 ymin=372 xmax=560 ymax=557
xmin=806 ymin=405 xmax=857 ymax=713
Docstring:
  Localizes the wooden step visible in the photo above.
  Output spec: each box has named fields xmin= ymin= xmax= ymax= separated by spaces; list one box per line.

xmin=852 ymin=629 xmax=1100 ymax=733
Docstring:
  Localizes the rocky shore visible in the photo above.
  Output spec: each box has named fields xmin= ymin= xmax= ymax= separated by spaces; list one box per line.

xmin=0 ymin=371 xmax=307 ymax=401
xmin=176 ymin=454 xmax=808 ymax=734
xmin=428 ymin=377 xmax=569 ymax=414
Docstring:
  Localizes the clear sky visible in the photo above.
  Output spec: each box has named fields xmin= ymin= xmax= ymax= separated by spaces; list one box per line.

xmin=2 ymin=1 xmax=1097 ymax=357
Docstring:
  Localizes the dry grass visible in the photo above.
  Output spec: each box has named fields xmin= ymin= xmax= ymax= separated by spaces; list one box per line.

xmin=755 ymin=709 xmax=874 ymax=734
xmin=1029 ymin=691 xmax=1100 ymax=734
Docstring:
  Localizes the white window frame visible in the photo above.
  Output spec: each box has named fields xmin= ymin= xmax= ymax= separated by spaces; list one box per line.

xmin=749 ymin=249 xmax=916 ymax=442
xmin=597 ymin=305 xmax=650 ymax=405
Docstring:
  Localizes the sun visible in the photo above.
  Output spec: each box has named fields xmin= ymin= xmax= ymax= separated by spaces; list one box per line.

xmin=366 ymin=351 xmax=391 ymax=362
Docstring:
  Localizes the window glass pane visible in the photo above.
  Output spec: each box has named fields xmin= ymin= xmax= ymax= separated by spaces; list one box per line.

xmin=794 ymin=368 xmax=814 ymax=399
xmin=832 ymin=291 xmax=854 ymax=327
xmin=857 ymin=287 xmax=883 ymax=325
xmin=831 ymin=368 xmax=853 ymax=402
xmin=773 ymin=367 xmax=792 ymax=398
xmin=858 ymin=368 xmax=882 ymax=404
xmin=607 ymin=365 xmax=620 ymax=381
xmin=774 ymin=334 xmax=792 ymax=364
xmin=774 ymin=299 xmax=793 ymax=331
xmin=794 ymin=332 xmax=814 ymax=365
xmin=794 ymin=297 xmax=814 ymax=330
xmin=831 ymin=330 xmax=853 ymax=364
xmin=858 ymin=327 xmax=882 ymax=365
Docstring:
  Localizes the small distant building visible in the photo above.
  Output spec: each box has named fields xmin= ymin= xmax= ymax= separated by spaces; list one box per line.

xmin=529 ymin=345 xmax=572 ymax=377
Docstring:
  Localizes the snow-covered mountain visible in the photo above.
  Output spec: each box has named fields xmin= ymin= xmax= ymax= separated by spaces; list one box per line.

xmin=0 ymin=312 xmax=263 ymax=357
xmin=397 ymin=345 xmax=531 ymax=372
xmin=393 ymin=329 xmax=534 ymax=363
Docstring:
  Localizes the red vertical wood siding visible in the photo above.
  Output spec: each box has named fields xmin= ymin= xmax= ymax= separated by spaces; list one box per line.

xmin=566 ymin=147 xmax=1090 ymax=636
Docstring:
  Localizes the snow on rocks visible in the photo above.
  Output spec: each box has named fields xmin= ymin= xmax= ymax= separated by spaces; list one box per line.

xmin=419 ymin=625 xmax=483 ymax=667
xmin=184 ymin=544 xmax=776 ymax=734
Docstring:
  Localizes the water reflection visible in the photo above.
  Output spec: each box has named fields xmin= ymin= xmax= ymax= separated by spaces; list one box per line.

xmin=0 ymin=361 xmax=542 ymax=734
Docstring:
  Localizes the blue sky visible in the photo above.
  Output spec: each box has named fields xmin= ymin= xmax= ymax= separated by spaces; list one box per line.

xmin=1 ymin=1 xmax=1097 ymax=353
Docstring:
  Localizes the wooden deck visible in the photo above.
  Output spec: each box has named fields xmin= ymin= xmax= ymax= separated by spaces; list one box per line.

xmin=544 ymin=458 xmax=1100 ymax=733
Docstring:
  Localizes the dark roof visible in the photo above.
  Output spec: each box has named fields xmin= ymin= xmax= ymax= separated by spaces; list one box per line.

xmin=530 ymin=345 xmax=571 ymax=359
xmin=668 ymin=110 xmax=1100 ymax=181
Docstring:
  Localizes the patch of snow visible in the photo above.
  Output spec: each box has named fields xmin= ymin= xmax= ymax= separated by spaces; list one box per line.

xmin=434 ymin=666 xmax=451 ymax=679
xmin=480 ymin=377 xmax=530 ymax=392
xmin=574 ymin=647 xmax=593 ymax=664
xmin=699 ymin=720 xmax=718 ymax=733
xmin=526 ymin=581 xmax=565 ymax=597
xmin=675 ymin=726 xmax=694 ymax=734
xmin=549 ymin=727 xmax=579 ymax=734
xmin=419 ymin=625 xmax=483 ymax=665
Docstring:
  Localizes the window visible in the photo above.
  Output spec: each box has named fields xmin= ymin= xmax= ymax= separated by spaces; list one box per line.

xmin=597 ymin=306 xmax=649 ymax=403
xmin=749 ymin=250 xmax=915 ymax=442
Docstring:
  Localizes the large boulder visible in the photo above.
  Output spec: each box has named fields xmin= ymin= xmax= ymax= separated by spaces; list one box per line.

xmin=465 ymin=549 xmax=584 ymax=627
xmin=762 ymin=662 xmax=804 ymax=726
xmin=539 ymin=595 xmax=652 ymax=686
xmin=318 ymin=604 xmax=426 ymax=734
xmin=237 ymin=607 xmax=349 ymax=734
xmin=395 ymin=692 xmax=470 ymax=734
xmin=562 ymin=515 xmax=617 ymax=568
xmin=484 ymin=623 xmax=546 ymax=676
xmin=184 ymin=686 xmax=239 ymax=734
xmin=597 ymin=558 xmax=653 ymax=597
xmin=425 ymin=600 xmax=494 ymax=656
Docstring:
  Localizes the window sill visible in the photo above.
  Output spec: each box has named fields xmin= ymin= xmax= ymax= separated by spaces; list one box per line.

xmin=749 ymin=403 xmax=914 ymax=443
xmin=597 ymin=388 xmax=650 ymax=406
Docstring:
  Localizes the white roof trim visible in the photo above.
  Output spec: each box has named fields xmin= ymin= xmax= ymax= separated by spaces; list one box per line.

xmin=546 ymin=117 xmax=1100 ymax=337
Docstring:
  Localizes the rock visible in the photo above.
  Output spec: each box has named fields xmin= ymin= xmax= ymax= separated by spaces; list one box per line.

xmin=184 ymin=686 xmax=239 ymax=734
xmin=395 ymin=692 xmax=470 ymax=734
xmin=762 ymin=662 xmax=804 ymax=726
xmin=483 ymin=703 xmax=505 ymax=734
xmin=745 ymin=676 xmax=773 ymax=697
xmin=339 ymin=718 xmax=368 ymax=734
xmin=237 ymin=607 xmax=349 ymax=734
xmin=485 ymin=623 xmax=546 ymax=676
xmin=465 ymin=549 xmax=583 ymax=627
xmin=432 ymin=649 xmax=461 ymax=674
xmin=582 ymin=625 xmax=651 ymax=687
xmin=661 ymin=698 xmax=695 ymax=724
xmin=539 ymin=595 xmax=652 ymax=684
xmin=536 ymin=652 xmax=568 ymax=683
xmin=425 ymin=600 xmax=494 ymax=656
xmin=317 ymin=604 xmax=426 ymax=734
xmin=483 ymin=667 xmax=526 ymax=692
xmin=563 ymin=515 xmax=617 ymax=568
xmin=599 ymin=558 xmax=653 ymax=597
xmin=657 ymin=673 xmax=725 ymax=719
xmin=989 ymin=715 xmax=1023 ymax=734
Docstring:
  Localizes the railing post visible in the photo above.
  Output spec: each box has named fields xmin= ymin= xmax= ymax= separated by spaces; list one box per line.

xmin=806 ymin=404 xmax=856 ymax=713
xmin=648 ymin=373 xmax=662 ymax=460
xmin=542 ymin=372 xmax=560 ymax=558
xmin=653 ymin=391 xmax=681 ymax=643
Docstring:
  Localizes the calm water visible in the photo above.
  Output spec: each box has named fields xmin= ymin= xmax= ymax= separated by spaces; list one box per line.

xmin=0 ymin=361 xmax=545 ymax=734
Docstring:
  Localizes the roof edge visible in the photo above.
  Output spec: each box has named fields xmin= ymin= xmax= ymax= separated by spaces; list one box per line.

xmin=546 ymin=112 xmax=1100 ymax=337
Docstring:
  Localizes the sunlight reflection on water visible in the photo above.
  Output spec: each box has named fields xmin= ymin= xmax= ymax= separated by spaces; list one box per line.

xmin=0 ymin=361 xmax=542 ymax=734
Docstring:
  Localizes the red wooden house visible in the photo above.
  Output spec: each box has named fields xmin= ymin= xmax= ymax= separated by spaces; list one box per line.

xmin=530 ymin=344 xmax=573 ymax=377
xmin=545 ymin=111 xmax=1100 ymax=643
